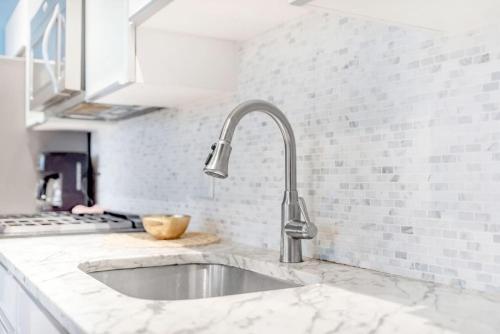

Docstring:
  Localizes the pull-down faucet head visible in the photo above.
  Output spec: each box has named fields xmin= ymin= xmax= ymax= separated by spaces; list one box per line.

xmin=203 ymin=99 xmax=297 ymax=190
xmin=204 ymin=140 xmax=231 ymax=179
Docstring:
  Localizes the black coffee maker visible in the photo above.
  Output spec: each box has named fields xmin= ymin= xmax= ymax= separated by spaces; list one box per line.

xmin=36 ymin=152 xmax=93 ymax=212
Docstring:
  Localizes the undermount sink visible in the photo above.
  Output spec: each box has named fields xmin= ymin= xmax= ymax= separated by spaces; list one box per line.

xmin=88 ymin=263 xmax=300 ymax=300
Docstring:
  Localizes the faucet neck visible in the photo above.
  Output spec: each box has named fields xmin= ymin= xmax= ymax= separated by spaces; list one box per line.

xmin=219 ymin=100 xmax=297 ymax=192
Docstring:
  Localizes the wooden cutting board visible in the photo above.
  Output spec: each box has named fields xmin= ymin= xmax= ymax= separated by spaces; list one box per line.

xmin=104 ymin=232 xmax=220 ymax=248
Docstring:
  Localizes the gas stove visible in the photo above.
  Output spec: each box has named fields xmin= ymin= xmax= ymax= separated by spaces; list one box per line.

xmin=0 ymin=212 xmax=143 ymax=238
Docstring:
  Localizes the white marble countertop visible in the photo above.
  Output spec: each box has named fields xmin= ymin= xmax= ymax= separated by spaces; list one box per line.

xmin=0 ymin=233 xmax=499 ymax=334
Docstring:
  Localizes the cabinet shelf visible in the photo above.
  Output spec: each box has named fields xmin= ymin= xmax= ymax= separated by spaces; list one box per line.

xmin=30 ymin=117 xmax=112 ymax=132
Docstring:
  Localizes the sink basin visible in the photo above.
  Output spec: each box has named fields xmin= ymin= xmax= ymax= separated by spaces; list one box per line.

xmin=88 ymin=263 xmax=300 ymax=300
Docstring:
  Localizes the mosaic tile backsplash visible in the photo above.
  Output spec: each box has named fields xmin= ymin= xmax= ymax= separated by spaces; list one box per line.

xmin=93 ymin=11 xmax=500 ymax=292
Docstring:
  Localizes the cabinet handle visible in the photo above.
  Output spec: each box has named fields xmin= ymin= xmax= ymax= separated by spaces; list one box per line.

xmin=56 ymin=12 xmax=66 ymax=82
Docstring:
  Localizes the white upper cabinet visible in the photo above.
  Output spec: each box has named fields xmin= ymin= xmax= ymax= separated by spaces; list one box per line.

xmin=86 ymin=0 xmax=500 ymax=112
xmin=93 ymin=29 xmax=239 ymax=106
xmin=85 ymin=0 xmax=310 ymax=108
xmin=85 ymin=0 xmax=132 ymax=98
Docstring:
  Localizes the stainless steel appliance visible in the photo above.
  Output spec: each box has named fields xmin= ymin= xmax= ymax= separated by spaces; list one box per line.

xmin=29 ymin=0 xmax=160 ymax=121
xmin=30 ymin=0 xmax=82 ymax=111
xmin=36 ymin=152 xmax=91 ymax=211
xmin=0 ymin=212 xmax=143 ymax=238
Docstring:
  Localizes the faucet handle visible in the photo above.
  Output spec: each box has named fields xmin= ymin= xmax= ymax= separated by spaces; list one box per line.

xmin=285 ymin=197 xmax=317 ymax=240
xmin=204 ymin=143 xmax=217 ymax=166
xmin=298 ymin=197 xmax=317 ymax=239
xmin=298 ymin=197 xmax=311 ymax=225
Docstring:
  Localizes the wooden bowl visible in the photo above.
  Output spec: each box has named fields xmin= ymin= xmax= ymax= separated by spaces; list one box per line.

xmin=142 ymin=215 xmax=191 ymax=240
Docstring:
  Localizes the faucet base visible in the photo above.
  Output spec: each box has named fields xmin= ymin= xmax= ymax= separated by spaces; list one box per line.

xmin=281 ymin=190 xmax=304 ymax=263
xmin=279 ymin=239 xmax=303 ymax=263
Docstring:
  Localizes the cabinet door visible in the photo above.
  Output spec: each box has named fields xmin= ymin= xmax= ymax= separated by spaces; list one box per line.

xmin=0 ymin=265 xmax=17 ymax=332
xmin=16 ymin=287 xmax=62 ymax=334
xmin=0 ymin=264 xmax=63 ymax=334
xmin=85 ymin=0 xmax=134 ymax=98
xmin=0 ymin=308 xmax=14 ymax=334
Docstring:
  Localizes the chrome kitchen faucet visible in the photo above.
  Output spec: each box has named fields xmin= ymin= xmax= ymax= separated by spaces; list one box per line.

xmin=203 ymin=100 xmax=317 ymax=263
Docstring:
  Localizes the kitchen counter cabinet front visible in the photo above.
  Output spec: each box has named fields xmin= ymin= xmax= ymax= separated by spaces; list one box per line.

xmin=0 ymin=264 xmax=62 ymax=334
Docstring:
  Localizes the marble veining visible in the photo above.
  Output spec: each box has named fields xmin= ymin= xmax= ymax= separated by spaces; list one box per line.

xmin=0 ymin=234 xmax=499 ymax=333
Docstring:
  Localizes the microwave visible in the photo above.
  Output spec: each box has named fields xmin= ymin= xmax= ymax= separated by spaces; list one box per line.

xmin=29 ymin=0 xmax=160 ymax=121
xmin=30 ymin=0 xmax=84 ymax=111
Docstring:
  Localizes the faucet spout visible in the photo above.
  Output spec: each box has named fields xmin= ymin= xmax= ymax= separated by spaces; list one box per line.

xmin=204 ymin=100 xmax=316 ymax=263
xmin=215 ymin=100 xmax=297 ymax=191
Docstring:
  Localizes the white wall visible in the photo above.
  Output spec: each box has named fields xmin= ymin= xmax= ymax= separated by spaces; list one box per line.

xmin=0 ymin=57 xmax=88 ymax=214
xmin=4 ymin=0 xmax=46 ymax=57
xmin=0 ymin=57 xmax=38 ymax=213
xmin=5 ymin=0 xmax=28 ymax=57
